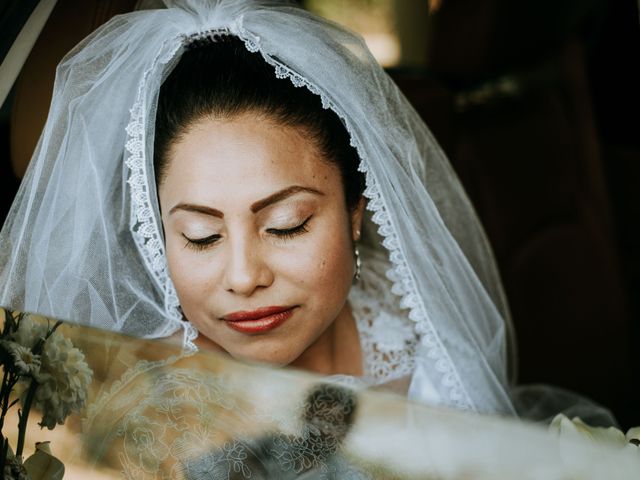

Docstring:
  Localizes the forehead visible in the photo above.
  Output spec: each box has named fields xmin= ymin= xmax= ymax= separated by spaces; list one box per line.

xmin=160 ymin=112 xmax=342 ymax=203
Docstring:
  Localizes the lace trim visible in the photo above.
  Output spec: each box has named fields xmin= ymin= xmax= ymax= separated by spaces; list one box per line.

xmin=124 ymin=39 xmax=197 ymax=351
xmin=231 ymin=21 xmax=474 ymax=411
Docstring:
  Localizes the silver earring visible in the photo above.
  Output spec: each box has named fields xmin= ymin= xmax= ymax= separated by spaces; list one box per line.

xmin=353 ymin=245 xmax=362 ymax=283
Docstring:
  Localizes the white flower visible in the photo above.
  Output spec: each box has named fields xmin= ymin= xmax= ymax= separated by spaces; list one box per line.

xmin=9 ymin=314 xmax=93 ymax=429
xmin=10 ymin=315 xmax=49 ymax=350
xmin=0 ymin=339 xmax=41 ymax=376
xmin=550 ymin=414 xmax=640 ymax=454
xmin=31 ymin=332 xmax=93 ymax=429
xmin=626 ymin=427 xmax=640 ymax=446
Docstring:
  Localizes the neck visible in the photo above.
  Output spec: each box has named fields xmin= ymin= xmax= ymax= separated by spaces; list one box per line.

xmin=289 ymin=301 xmax=363 ymax=376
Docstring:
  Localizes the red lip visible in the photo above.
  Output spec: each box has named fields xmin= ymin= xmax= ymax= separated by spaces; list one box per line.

xmin=223 ymin=306 xmax=293 ymax=321
xmin=222 ymin=306 xmax=295 ymax=334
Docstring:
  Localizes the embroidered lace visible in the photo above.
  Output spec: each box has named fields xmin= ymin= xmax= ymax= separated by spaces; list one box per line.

xmin=350 ymin=248 xmax=417 ymax=387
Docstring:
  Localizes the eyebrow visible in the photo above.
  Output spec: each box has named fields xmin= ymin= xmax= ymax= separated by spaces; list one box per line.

xmin=169 ymin=185 xmax=323 ymax=218
xmin=250 ymin=185 xmax=323 ymax=213
xmin=169 ymin=203 xmax=224 ymax=218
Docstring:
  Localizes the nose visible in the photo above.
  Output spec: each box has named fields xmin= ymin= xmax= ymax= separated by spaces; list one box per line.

xmin=222 ymin=236 xmax=273 ymax=296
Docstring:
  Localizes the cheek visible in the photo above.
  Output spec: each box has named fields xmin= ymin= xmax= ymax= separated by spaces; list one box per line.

xmin=284 ymin=223 xmax=354 ymax=300
xmin=164 ymin=237 xmax=219 ymax=315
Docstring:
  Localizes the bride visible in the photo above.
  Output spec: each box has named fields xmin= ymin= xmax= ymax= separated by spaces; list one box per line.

xmin=154 ymin=35 xmax=368 ymax=377
xmin=1 ymin=0 xmax=540 ymax=417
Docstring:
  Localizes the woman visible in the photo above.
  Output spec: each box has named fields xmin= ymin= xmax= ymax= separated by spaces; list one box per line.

xmin=154 ymin=36 xmax=368 ymax=377
xmin=0 ymin=0 xmax=517 ymax=415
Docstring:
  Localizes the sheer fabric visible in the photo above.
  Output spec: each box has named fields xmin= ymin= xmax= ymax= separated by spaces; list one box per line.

xmin=1 ymin=312 xmax=626 ymax=480
xmin=0 ymin=0 xmax=516 ymax=414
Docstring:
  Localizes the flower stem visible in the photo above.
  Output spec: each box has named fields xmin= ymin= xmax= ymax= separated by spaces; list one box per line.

xmin=0 ymin=435 xmax=7 ymax=473
xmin=0 ymin=368 xmax=12 ymax=432
xmin=15 ymin=377 xmax=38 ymax=458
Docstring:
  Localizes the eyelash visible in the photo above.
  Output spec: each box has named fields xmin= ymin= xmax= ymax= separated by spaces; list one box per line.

xmin=266 ymin=216 xmax=311 ymax=240
xmin=182 ymin=216 xmax=312 ymax=251
xmin=183 ymin=233 xmax=221 ymax=251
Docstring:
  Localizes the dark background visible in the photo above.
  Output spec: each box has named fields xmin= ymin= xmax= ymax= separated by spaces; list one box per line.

xmin=1 ymin=0 xmax=638 ymax=427
xmin=388 ymin=0 xmax=640 ymax=428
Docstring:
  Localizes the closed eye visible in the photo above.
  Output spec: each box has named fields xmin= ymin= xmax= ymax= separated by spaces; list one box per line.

xmin=183 ymin=233 xmax=221 ymax=251
xmin=267 ymin=216 xmax=312 ymax=240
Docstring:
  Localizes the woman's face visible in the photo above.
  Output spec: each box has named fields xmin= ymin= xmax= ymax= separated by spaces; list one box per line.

xmin=159 ymin=112 xmax=363 ymax=365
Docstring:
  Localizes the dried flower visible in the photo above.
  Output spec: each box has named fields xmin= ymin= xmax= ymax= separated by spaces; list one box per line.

xmin=31 ymin=332 xmax=93 ymax=429
xmin=0 ymin=340 xmax=41 ymax=376
xmin=23 ymin=442 xmax=65 ymax=480
xmin=10 ymin=315 xmax=49 ymax=350
xmin=2 ymin=310 xmax=94 ymax=476
xmin=3 ymin=314 xmax=93 ymax=429
xmin=2 ymin=446 xmax=29 ymax=480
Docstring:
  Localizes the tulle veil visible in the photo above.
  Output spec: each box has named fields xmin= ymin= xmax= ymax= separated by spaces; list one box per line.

xmin=1 ymin=0 xmax=546 ymax=416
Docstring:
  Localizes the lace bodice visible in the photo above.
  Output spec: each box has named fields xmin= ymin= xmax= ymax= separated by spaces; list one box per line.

xmin=349 ymin=247 xmax=418 ymax=388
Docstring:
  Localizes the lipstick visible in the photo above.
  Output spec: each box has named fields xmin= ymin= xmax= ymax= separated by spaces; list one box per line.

xmin=222 ymin=306 xmax=295 ymax=334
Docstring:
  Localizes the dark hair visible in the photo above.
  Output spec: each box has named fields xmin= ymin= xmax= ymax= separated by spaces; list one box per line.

xmin=154 ymin=36 xmax=365 ymax=211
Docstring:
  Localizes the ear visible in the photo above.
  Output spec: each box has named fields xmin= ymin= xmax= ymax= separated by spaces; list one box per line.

xmin=350 ymin=196 xmax=365 ymax=242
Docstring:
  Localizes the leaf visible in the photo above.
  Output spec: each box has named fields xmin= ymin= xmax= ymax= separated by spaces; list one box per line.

xmin=23 ymin=442 xmax=65 ymax=480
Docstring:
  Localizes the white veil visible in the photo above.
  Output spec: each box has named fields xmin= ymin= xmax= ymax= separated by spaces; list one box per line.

xmin=0 ymin=0 xmax=516 ymax=415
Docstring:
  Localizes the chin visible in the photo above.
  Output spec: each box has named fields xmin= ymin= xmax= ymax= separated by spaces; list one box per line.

xmin=226 ymin=343 xmax=302 ymax=368
xmin=197 ymin=324 xmax=318 ymax=368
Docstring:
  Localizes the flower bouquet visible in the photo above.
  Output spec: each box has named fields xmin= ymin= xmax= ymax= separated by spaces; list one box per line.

xmin=0 ymin=309 xmax=92 ymax=479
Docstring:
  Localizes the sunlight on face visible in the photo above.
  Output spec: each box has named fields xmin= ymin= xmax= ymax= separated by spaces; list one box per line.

xmin=159 ymin=113 xmax=363 ymax=367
